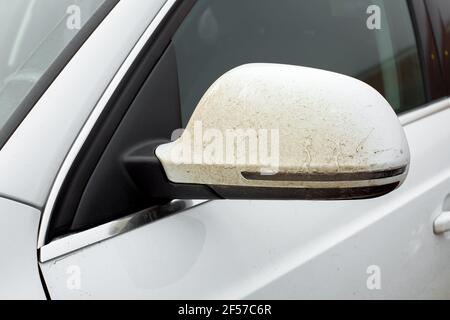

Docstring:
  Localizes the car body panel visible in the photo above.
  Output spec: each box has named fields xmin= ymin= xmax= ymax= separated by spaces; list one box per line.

xmin=0 ymin=197 xmax=44 ymax=299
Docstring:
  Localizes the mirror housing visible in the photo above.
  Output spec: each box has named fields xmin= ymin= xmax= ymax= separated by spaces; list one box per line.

xmin=155 ymin=63 xmax=409 ymax=200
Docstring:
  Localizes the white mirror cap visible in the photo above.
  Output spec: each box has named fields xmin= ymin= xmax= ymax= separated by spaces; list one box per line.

xmin=156 ymin=63 xmax=409 ymax=190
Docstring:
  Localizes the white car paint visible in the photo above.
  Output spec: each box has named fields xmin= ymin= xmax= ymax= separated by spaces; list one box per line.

xmin=0 ymin=197 xmax=44 ymax=299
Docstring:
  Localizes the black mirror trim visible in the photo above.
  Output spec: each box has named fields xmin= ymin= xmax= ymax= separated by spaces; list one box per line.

xmin=211 ymin=183 xmax=400 ymax=200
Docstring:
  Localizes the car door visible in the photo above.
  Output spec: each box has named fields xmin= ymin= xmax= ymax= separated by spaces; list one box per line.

xmin=39 ymin=0 xmax=450 ymax=299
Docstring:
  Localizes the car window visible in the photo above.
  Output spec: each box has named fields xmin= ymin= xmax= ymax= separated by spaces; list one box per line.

xmin=426 ymin=0 xmax=450 ymax=93
xmin=426 ymin=0 xmax=450 ymax=59
xmin=173 ymin=0 xmax=426 ymax=125
xmin=0 ymin=0 xmax=107 ymax=138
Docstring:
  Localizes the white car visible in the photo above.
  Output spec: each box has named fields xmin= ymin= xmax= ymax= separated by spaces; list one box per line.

xmin=1 ymin=0 xmax=450 ymax=300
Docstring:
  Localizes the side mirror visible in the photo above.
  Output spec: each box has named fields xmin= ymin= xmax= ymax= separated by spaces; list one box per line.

xmin=155 ymin=63 xmax=409 ymax=200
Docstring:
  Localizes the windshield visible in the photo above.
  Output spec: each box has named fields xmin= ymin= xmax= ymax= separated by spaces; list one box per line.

xmin=0 ymin=0 xmax=108 ymax=141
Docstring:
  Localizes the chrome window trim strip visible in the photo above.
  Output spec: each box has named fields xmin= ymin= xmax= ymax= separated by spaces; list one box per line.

xmin=39 ymin=200 xmax=207 ymax=263
xmin=37 ymin=0 xmax=178 ymax=250
xmin=399 ymin=97 xmax=450 ymax=126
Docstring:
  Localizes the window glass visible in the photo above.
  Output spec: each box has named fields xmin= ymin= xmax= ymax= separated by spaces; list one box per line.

xmin=173 ymin=0 xmax=426 ymax=125
xmin=0 ymin=0 xmax=107 ymax=133
xmin=426 ymin=0 xmax=450 ymax=92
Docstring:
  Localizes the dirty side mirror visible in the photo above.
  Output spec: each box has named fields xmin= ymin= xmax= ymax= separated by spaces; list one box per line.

xmin=155 ymin=63 xmax=409 ymax=200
